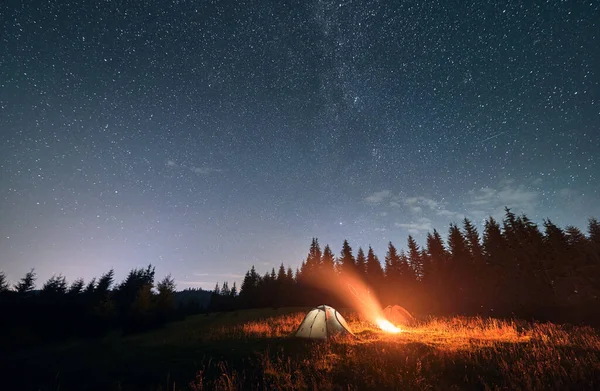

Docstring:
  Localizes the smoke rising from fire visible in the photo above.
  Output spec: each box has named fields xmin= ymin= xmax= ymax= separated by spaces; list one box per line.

xmin=301 ymin=267 xmax=401 ymax=332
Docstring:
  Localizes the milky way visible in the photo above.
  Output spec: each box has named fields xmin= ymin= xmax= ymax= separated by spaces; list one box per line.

xmin=1 ymin=1 xmax=599 ymax=289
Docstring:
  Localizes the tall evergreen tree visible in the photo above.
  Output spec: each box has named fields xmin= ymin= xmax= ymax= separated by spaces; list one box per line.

xmin=588 ymin=218 xmax=600 ymax=264
xmin=463 ymin=218 xmax=484 ymax=269
xmin=84 ymin=278 xmax=97 ymax=295
xmin=407 ymin=236 xmax=423 ymax=280
xmin=482 ymin=216 xmax=510 ymax=312
xmin=365 ymin=246 xmax=384 ymax=298
xmin=156 ymin=274 xmax=176 ymax=313
xmin=321 ymin=245 xmax=336 ymax=275
xmin=0 ymin=271 xmax=9 ymax=293
xmin=355 ymin=247 xmax=367 ymax=279
xmin=96 ymin=269 xmax=115 ymax=295
xmin=447 ymin=224 xmax=470 ymax=312
xmin=14 ymin=269 xmax=36 ymax=294
xmin=41 ymin=274 xmax=68 ymax=296
xmin=221 ymin=281 xmax=230 ymax=296
xmin=383 ymin=242 xmax=400 ymax=304
xmin=337 ymin=239 xmax=356 ymax=277
xmin=306 ymin=238 xmax=322 ymax=276
xmin=68 ymin=278 xmax=85 ymax=296
xmin=424 ymin=229 xmax=448 ymax=311
xmin=462 ymin=218 xmax=485 ymax=310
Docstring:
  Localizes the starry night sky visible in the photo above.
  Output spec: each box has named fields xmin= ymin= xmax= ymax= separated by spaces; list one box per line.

xmin=1 ymin=1 xmax=599 ymax=290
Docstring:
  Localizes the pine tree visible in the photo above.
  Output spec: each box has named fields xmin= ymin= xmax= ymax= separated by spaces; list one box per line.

xmin=305 ymin=238 xmax=322 ymax=278
xmin=277 ymin=263 xmax=286 ymax=281
xmin=84 ymin=278 xmax=97 ymax=295
xmin=462 ymin=218 xmax=485 ymax=311
xmin=482 ymin=216 xmax=509 ymax=312
xmin=338 ymin=239 xmax=356 ymax=277
xmin=384 ymin=242 xmax=399 ymax=279
xmin=588 ymin=218 xmax=600 ymax=266
xmin=156 ymin=274 xmax=177 ymax=313
xmin=365 ymin=246 xmax=384 ymax=297
xmin=14 ymin=269 xmax=36 ymax=294
xmin=68 ymin=278 xmax=85 ymax=295
xmin=355 ymin=247 xmax=367 ymax=279
xmin=221 ymin=281 xmax=230 ymax=296
xmin=407 ymin=236 xmax=423 ymax=280
xmin=321 ymin=245 xmax=336 ymax=276
xmin=463 ymin=218 xmax=484 ymax=268
xmin=424 ymin=229 xmax=448 ymax=310
xmin=398 ymin=250 xmax=416 ymax=288
xmin=96 ymin=269 xmax=115 ymax=295
xmin=543 ymin=220 xmax=571 ymax=305
xmin=0 ymin=271 xmax=10 ymax=292
xmin=41 ymin=274 xmax=68 ymax=296
xmin=447 ymin=224 xmax=470 ymax=312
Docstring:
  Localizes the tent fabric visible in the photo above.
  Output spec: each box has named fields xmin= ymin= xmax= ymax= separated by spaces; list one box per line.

xmin=295 ymin=305 xmax=354 ymax=340
xmin=382 ymin=305 xmax=415 ymax=326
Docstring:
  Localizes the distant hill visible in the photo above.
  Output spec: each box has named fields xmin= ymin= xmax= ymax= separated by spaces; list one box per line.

xmin=174 ymin=288 xmax=212 ymax=309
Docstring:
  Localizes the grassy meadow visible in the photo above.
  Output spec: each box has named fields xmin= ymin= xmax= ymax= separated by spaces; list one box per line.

xmin=5 ymin=307 xmax=600 ymax=390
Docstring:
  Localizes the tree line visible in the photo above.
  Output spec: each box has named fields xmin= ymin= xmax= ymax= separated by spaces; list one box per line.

xmin=214 ymin=209 xmax=600 ymax=324
xmin=2 ymin=208 xmax=599 ymax=348
xmin=0 ymin=265 xmax=209 ymax=349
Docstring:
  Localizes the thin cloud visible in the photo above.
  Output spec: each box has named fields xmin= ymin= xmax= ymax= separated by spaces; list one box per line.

xmin=466 ymin=180 xmax=539 ymax=220
xmin=468 ymin=182 xmax=538 ymax=209
xmin=436 ymin=208 xmax=464 ymax=220
xmin=395 ymin=217 xmax=433 ymax=234
xmin=166 ymin=160 xmax=177 ymax=167
xmin=190 ymin=167 xmax=224 ymax=175
xmin=175 ymin=280 xmax=212 ymax=287
xmin=365 ymin=190 xmax=392 ymax=204
xmin=192 ymin=272 xmax=244 ymax=279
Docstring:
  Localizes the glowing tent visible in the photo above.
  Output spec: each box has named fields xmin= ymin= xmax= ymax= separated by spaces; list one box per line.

xmin=295 ymin=305 xmax=354 ymax=340
xmin=382 ymin=305 xmax=415 ymax=326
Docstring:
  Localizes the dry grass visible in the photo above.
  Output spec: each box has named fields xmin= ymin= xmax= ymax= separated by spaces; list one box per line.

xmin=188 ymin=311 xmax=600 ymax=391
xmin=9 ymin=308 xmax=600 ymax=390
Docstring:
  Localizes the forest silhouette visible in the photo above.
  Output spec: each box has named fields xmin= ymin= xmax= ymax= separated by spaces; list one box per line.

xmin=2 ymin=208 xmax=600 ymax=348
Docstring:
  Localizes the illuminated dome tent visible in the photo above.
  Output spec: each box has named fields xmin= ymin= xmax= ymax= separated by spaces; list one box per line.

xmin=382 ymin=305 xmax=415 ymax=326
xmin=295 ymin=305 xmax=354 ymax=340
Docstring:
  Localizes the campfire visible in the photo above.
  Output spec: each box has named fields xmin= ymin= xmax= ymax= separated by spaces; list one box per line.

xmin=375 ymin=317 xmax=401 ymax=333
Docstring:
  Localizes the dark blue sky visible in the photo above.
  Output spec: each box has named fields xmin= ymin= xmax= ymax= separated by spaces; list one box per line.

xmin=1 ymin=0 xmax=599 ymax=290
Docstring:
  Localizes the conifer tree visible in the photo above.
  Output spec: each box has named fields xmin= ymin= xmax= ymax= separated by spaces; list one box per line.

xmin=482 ymin=216 xmax=509 ymax=312
xmin=407 ymin=236 xmax=423 ymax=280
xmin=424 ymin=229 xmax=448 ymax=309
xmin=338 ymin=239 xmax=356 ymax=277
xmin=365 ymin=245 xmax=384 ymax=297
xmin=41 ymin=274 xmax=68 ymax=296
xmin=321 ymin=245 xmax=336 ymax=275
xmin=447 ymin=224 xmax=470 ymax=312
xmin=305 ymin=238 xmax=322 ymax=277
xmin=156 ymin=274 xmax=176 ymax=313
xmin=96 ymin=269 xmax=115 ymax=295
xmin=221 ymin=281 xmax=230 ymax=296
xmin=0 ymin=271 xmax=10 ymax=293
xmin=355 ymin=247 xmax=367 ymax=279
xmin=68 ymin=278 xmax=85 ymax=295
xmin=384 ymin=242 xmax=400 ymax=302
xmin=84 ymin=278 xmax=97 ymax=296
xmin=14 ymin=269 xmax=36 ymax=294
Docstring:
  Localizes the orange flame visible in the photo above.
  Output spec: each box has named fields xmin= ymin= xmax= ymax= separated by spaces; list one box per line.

xmin=299 ymin=266 xmax=407 ymax=333
xmin=376 ymin=317 xmax=401 ymax=333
